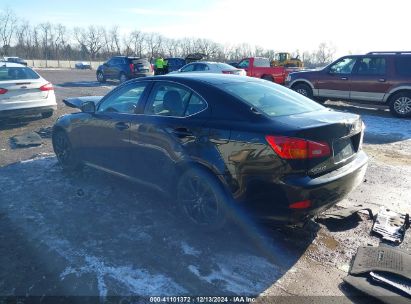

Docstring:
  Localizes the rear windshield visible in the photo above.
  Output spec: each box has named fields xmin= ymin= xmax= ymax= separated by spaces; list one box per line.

xmin=132 ymin=59 xmax=150 ymax=66
xmin=217 ymin=63 xmax=237 ymax=70
xmin=395 ymin=56 xmax=411 ymax=77
xmin=0 ymin=66 xmax=40 ymax=80
xmin=221 ymin=81 xmax=324 ymax=117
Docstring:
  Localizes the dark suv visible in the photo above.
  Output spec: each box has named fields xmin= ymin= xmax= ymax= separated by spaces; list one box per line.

xmin=286 ymin=52 xmax=411 ymax=117
xmin=96 ymin=56 xmax=153 ymax=83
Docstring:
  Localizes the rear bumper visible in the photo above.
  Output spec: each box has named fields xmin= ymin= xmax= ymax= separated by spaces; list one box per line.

xmin=241 ymin=151 xmax=368 ymax=224
xmin=0 ymin=105 xmax=57 ymax=118
xmin=131 ymin=72 xmax=154 ymax=78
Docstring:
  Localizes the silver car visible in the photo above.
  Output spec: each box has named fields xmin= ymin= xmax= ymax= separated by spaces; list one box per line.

xmin=172 ymin=61 xmax=246 ymax=76
xmin=0 ymin=63 xmax=57 ymax=119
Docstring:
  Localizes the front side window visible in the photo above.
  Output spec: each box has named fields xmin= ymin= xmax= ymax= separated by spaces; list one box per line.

xmin=238 ymin=59 xmax=250 ymax=68
xmin=145 ymin=83 xmax=206 ymax=117
xmin=355 ymin=57 xmax=386 ymax=75
xmin=97 ymin=82 xmax=148 ymax=114
xmin=329 ymin=57 xmax=357 ymax=74
xmin=220 ymin=80 xmax=324 ymax=117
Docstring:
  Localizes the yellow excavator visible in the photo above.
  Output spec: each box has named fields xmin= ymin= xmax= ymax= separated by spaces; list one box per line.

xmin=271 ymin=52 xmax=304 ymax=68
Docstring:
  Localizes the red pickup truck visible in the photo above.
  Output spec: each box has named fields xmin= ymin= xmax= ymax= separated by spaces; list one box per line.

xmin=237 ymin=57 xmax=295 ymax=85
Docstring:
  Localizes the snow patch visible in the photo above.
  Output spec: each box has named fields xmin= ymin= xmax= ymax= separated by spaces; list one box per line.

xmin=61 ymin=255 xmax=186 ymax=297
xmin=362 ymin=114 xmax=411 ymax=139
xmin=188 ymin=253 xmax=280 ymax=294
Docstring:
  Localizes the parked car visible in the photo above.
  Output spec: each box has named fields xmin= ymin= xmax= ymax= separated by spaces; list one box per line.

xmin=172 ymin=62 xmax=246 ymax=76
xmin=52 ymin=74 xmax=367 ymax=229
xmin=0 ymin=63 xmax=56 ymax=119
xmin=286 ymin=51 xmax=411 ymax=117
xmin=96 ymin=56 xmax=154 ymax=83
xmin=164 ymin=57 xmax=186 ymax=73
xmin=237 ymin=57 xmax=299 ymax=85
xmin=75 ymin=62 xmax=91 ymax=69
xmin=2 ymin=56 xmax=28 ymax=66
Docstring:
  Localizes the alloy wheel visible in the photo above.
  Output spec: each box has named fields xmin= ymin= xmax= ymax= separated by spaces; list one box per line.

xmin=179 ymin=176 xmax=221 ymax=226
xmin=393 ymin=96 xmax=411 ymax=115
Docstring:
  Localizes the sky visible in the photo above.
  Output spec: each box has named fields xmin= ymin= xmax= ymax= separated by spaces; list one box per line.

xmin=3 ymin=0 xmax=411 ymax=57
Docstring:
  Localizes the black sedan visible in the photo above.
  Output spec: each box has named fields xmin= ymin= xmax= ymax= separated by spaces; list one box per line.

xmin=52 ymin=74 xmax=368 ymax=229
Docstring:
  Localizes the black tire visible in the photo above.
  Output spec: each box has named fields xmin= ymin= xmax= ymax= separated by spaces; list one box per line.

xmin=97 ymin=71 xmax=105 ymax=83
xmin=389 ymin=92 xmax=411 ymax=118
xmin=292 ymin=83 xmax=313 ymax=99
xmin=41 ymin=111 xmax=53 ymax=118
xmin=177 ymin=167 xmax=230 ymax=231
xmin=52 ymin=130 xmax=83 ymax=172
xmin=119 ymin=72 xmax=128 ymax=83
xmin=262 ymin=75 xmax=273 ymax=82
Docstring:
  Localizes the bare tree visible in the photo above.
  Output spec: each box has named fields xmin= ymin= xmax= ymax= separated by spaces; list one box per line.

xmin=39 ymin=22 xmax=51 ymax=66
xmin=315 ymin=42 xmax=336 ymax=66
xmin=144 ymin=32 xmax=163 ymax=60
xmin=74 ymin=25 xmax=105 ymax=60
xmin=0 ymin=7 xmax=18 ymax=55
xmin=109 ymin=26 xmax=121 ymax=55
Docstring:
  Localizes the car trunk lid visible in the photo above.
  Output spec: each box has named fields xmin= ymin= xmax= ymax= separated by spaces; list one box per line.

xmin=0 ymin=79 xmax=50 ymax=102
xmin=270 ymin=110 xmax=364 ymax=176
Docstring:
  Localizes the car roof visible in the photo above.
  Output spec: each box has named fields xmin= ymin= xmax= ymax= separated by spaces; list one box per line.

xmin=138 ymin=73 xmax=255 ymax=85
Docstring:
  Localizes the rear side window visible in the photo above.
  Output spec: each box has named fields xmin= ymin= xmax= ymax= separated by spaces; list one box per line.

xmin=355 ymin=57 xmax=386 ymax=75
xmin=395 ymin=56 xmax=411 ymax=77
xmin=194 ymin=63 xmax=209 ymax=71
xmin=221 ymin=81 xmax=324 ymax=117
xmin=0 ymin=67 xmax=40 ymax=80
xmin=145 ymin=83 xmax=206 ymax=117
xmin=253 ymin=58 xmax=270 ymax=67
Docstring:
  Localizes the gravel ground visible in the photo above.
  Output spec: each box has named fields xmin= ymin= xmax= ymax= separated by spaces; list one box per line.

xmin=0 ymin=69 xmax=410 ymax=302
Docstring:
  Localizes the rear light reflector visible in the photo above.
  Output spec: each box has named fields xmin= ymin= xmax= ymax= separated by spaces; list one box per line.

xmin=265 ymin=135 xmax=330 ymax=159
xmin=130 ymin=63 xmax=134 ymax=73
xmin=0 ymin=88 xmax=8 ymax=94
xmin=39 ymin=83 xmax=54 ymax=91
xmin=289 ymin=200 xmax=312 ymax=209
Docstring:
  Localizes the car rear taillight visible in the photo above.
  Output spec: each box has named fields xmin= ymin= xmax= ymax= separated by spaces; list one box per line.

xmin=222 ymin=70 xmax=234 ymax=74
xmin=130 ymin=63 xmax=134 ymax=73
xmin=0 ymin=88 xmax=8 ymax=94
xmin=39 ymin=83 xmax=53 ymax=91
xmin=265 ymin=135 xmax=330 ymax=159
xmin=289 ymin=200 xmax=312 ymax=209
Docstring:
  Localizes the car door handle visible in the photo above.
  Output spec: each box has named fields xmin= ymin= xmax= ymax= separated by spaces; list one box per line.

xmin=340 ymin=77 xmax=348 ymax=80
xmin=170 ymin=127 xmax=193 ymax=137
xmin=115 ymin=122 xmax=129 ymax=131
xmin=378 ymin=78 xmax=386 ymax=82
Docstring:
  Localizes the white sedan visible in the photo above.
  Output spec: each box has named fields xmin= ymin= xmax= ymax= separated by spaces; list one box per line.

xmin=0 ymin=63 xmax=57 ymax=119
xmin=171 ymin=61 xmax=246 ymax=76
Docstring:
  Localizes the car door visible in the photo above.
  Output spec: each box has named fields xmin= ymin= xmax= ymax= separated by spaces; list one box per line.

xmin=317 ymin=56 xmax=357 ymax=100
xmin=78 ymin=81 xmax=151 ymax=175
xmin=129 ymin=81 xmax=210 ymax=190
xmin=349 ymin=56 xmax=390 ymax=102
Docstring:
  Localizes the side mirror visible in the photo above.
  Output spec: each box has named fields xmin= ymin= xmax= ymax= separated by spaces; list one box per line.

xmin=81 ymin=101 xmax=96 ymax=113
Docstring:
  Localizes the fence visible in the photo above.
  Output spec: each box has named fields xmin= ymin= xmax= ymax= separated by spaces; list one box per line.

xmin=27 ymin=59 xmax=104 ymax=69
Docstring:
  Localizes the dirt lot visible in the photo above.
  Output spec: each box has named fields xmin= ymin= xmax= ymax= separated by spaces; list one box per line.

xmin=0 ymin=69 xmax=410 ymax=302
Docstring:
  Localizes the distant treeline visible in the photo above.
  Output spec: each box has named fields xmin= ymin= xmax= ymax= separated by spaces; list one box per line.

xmin=0 ymin=8 xmax=336 ymax=67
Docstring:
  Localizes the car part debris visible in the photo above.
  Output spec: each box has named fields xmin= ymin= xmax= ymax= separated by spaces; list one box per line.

xmin=320 ymin=206 xmax=373 ymax=220
xmin=344 ymin=246 xmax=411 ymax=304
xmin=10 ymin=132 xmax=42 ymax=147
xmin=370 ymin=271 xmax=411 ymax=297
xmin=350 ymin=246 xmax=411 ymax=279
xmin=372 ymin=207 xmax=409 ymax=243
